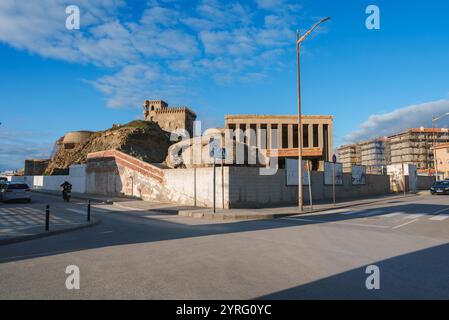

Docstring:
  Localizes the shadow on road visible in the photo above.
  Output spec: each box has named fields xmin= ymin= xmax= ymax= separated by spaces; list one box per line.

xmin=0 ymin=200 xmax=447 ymax=264
xmin=256 ymin=242 xmax=449 ymax=299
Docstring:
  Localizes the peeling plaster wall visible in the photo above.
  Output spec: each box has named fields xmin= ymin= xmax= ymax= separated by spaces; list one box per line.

xmin=85 ymin=150 xmax=229 ymax=208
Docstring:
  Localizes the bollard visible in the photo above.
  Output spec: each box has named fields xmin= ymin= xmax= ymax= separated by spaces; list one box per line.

xmin=45 ymin=205 xmax=50 ymax=231
xmin=87 ymin=200 xmax=91 ymax=222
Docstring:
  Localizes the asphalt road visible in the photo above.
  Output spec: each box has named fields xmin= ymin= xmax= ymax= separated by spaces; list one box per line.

xmin=0 ymin=193 xmax=448 ymax=299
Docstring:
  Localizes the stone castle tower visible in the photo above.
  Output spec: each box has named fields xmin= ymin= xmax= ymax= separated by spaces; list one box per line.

xmin=143 ymin=100 xmax=196 ymax=136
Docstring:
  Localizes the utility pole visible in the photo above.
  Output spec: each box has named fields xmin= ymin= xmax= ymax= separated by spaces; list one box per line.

xmin=432 ymin=113 xmax=449 ymax=181
xmin=296 ymin=17 xmax=331 ymax=212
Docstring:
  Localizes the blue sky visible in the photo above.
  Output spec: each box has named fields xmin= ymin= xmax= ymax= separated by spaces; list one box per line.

xmin=1 ymin=0 xmax=449 ymax=171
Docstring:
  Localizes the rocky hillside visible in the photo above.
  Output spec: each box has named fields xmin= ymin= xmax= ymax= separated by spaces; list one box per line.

xmin=45 ymin=120 xmax=173 ymax=175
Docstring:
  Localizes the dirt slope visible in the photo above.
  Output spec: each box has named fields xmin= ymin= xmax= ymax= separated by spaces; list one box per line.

xmin=45 ymin=120 xmax=173 ymax=175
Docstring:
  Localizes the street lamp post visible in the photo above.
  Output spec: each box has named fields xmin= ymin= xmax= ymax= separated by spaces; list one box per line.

xmin=296 ymin=17 xmax=331 ymax=212
xmin=432 ymin=112 xmax=449 ymax=180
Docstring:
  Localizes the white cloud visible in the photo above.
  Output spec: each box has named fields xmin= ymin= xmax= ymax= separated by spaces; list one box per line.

xmin=344 ymin=99 xmax=449 ymax=143
xmin=0 ymin=128 xmax=55 ymax=171
xmin=0 ymin=0 xmax=305 ymax=108
xmin=256 ymin=0 xmax=284 ymax=10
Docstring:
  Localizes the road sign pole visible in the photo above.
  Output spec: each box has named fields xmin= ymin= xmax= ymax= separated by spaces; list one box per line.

xmin=332 ymin=162 xmax=336 ymax=206
xmin=213 ymin=158 xmax=216 ymax=213
xmin=194 ymin=167 xmax=197 ymax=207
xmin=307 ymin=161 xmax=313 ymax=210
xmin=221 ymin=156 xmax=224 ymax=209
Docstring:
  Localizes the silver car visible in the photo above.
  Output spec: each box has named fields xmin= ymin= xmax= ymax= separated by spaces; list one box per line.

xmin=0 ymin=182 xmax=32 ymax=203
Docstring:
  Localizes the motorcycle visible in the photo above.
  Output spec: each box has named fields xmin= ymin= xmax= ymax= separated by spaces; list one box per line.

xmin=62 ymin=189 xmax=72 ymax=202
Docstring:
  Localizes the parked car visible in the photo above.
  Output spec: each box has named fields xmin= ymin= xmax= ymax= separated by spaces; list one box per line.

xmin=430 ymin=180 xmax=449 ymax=195
xmin=0 ymin=183 xmax=32 ymax=203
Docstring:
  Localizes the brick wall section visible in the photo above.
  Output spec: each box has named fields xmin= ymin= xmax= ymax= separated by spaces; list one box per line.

xmin=87 ymin=150 xmax=164 ymax=183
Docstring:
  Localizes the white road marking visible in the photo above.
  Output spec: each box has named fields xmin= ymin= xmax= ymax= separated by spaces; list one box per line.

xmin=66 ymin=208 xmax=86 ymax=215
xmin=403 ymin=214 xmax=425 ymax=219
xmin=434 ymin=207 xmax=449 ymax=214
xmin=339 ymin=211 xmax=358 ymax=215
xmin=430 ymin=214 xmax=449 ymax=221
xmin=392 ymin=219 xmax=419 ymax=230
xmin=281 ymin=217 xmax=390 ymax=229
xmin=383 ymin=212 xmax=403 ymax=218
xmin=359 ymin=210 xmax=383 ymax=217
xmin=92 ymin=207 xmax=115 ymax=213
xmin=112 ymin=204 xmax=146 ymax=211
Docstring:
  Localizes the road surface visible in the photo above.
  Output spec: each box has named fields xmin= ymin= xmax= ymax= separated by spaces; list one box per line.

xmin=0 ymin=193 xmax=448 ymax=299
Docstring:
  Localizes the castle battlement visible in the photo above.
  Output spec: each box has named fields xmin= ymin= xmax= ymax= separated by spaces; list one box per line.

xmin=154 ymin=106 xmax=196 ymax=116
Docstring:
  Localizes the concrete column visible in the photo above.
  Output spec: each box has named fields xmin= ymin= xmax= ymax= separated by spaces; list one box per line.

xmin=236 ymin=123 xmax=243 ymax=143
xmin=246 ymin=124 xmax=255 ymax=147
xmin=256 ymin=124 xmax=262 ymax=149
xmin=277 ymin=124 xmax=283 ymax=149
xmin=308 ymin=124 xmax=313 ymax=149
xmin=328 ymin=123 xmax=334 ymax=161
xmin=318 ymin=124 xmax=324 ymax=148
xmin=246 ymin=124 xmax=257 ymax=164
xmin=267 ymin=124 xmax=272 ymax=149
xmin=288 ymin=124 xmax=293 ymax=149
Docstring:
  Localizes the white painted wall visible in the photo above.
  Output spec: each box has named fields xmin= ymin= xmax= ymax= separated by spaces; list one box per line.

xmin=164 ymin=167 xmax=229 ymax=208
xmin=6 ymin=164 xmax=87 ymax=193
xmin=69 ymin=164 xmax=87 ymax=193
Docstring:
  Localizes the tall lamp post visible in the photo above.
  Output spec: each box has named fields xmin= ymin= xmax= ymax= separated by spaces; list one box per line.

xmin=432 ymin=112 xmax=449 ymax=180
xmin=296 ymin=17 xmax=331 ymax=212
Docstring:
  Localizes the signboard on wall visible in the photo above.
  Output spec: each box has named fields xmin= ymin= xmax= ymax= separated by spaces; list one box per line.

xmin=324 ymin=162 xmax=343 ymax=185
xmin=352 ymin=165 xmax=366 ymax=185
xmin=286 ymin=159 xmax=309 ymax=186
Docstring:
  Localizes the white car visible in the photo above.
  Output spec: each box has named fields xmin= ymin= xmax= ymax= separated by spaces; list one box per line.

xmin=0 ymin=182 xmax=32 ymax=203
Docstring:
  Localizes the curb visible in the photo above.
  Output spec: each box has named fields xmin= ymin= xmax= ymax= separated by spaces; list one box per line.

xmin=178 ymin=193 xmax=422 ymax=221
xmin=31 ymin=190 xmax=115 ymax=204
xmin=0 ymin=219 xmax=102 ymax=246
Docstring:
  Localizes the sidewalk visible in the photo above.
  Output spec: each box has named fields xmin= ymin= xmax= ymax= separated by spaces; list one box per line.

xmin=32 ymin=189 xmax=133 ymax=204
xmin=32 ymin=189 xmax=197 ymax=216
xmin=178 ymin=192 xmax=428 ymax=221
xmin=0 ymin=203 xmax=100 ymax=245
xmin=33 ymin=189 xmax=430 ymax=222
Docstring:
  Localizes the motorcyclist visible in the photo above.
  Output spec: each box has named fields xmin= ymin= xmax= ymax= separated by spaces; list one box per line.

xmin=60 ymin=181 xmax=73 ymax=202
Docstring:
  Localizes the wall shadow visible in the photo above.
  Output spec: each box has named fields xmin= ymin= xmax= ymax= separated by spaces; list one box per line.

xmin=0 ymin=200 xmax=448 ymax=264
xmin=256 ymin=242 xmax=449 ymax=299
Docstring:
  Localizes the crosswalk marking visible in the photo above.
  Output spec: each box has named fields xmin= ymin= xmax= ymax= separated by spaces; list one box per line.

xmin=289 ymin=209 xmax=449 ymax=225
xmin=66 ymin=208 xmax=86 ymax=215
xmin=430 ymin=214 xmax=449 ymax=221
xmin=383 ymin=212 xmax=403 ymax=218
xmin=434 ymin=207 xmax=449 ymax=214
xmin=404 ymin=214 xmax=425 ymax=219
xmin=359 ymin=210 xmax=383 ymax=216
xmin=392 ymin=219 xmax=420 ymax=229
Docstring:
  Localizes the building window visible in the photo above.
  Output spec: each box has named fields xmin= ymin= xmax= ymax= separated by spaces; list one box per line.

xmin=313 ymin=124 xmax=319 ymax=147
xmin=282 ymin=124 xmax=288 ymax=149
xmin=292 ymin=124 xmax=298 ymax=148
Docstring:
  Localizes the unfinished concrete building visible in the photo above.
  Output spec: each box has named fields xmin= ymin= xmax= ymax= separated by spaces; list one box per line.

xmin=224 ymin=114 xmax=334 ymax=170
xmin=337 ymin=128 xmax=449 ymax=175
xmin=358 ymin=138 xmax=389 ymax=174
xmin=337 ymin=144 xmax=361 ymax=172
xmin=389 ymin=128 xmax=449 ymax=171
